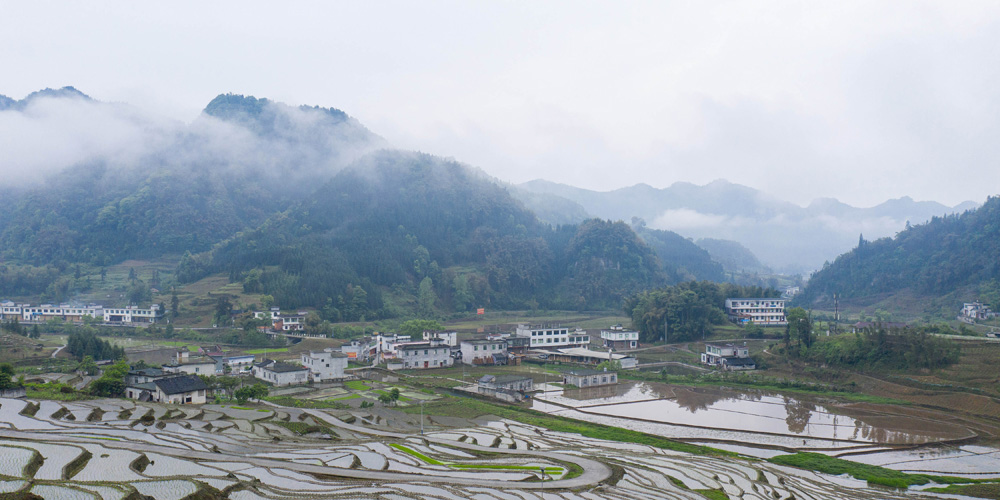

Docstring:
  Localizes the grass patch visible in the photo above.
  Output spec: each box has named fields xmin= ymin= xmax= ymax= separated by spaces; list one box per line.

xmin=228 ymin=406 xmax=252 ymax=410
xmin=399 ymin=397 xmax=735 ymax=457
xmin=158 ymin=341 xmax=202 ymax=351
xmin=270 ymin=420 xmax=339 ymax=437
xmin=263 ymin=396 xmax=348 ymax=409
xmin=245 ymin=347 xmax=289 ymax=354
xmin=19 ymin=401 xmax=40 ymax=417
xmin=24 ymin=382 xmax=94 ymax=401
xmin=769 ymin=452 xmax=989 ymax=489
xmin=330 ymin=393 xmax=361 ymax=401
xmin=451 ymin=463 xmax=563 ymax=472
xmin=63 ymin=449 xmax=93 ymax=480
xmin=694 ymin=489 xmax=729 ymax=500
xmin=23 ymin=449 xmax=44 ymax=478
xmin=344 ymin=380 xmax=371 ymax=391
xmin=390 ymin=443 xmax=445 ymax=465
xmin=923 ymin=482 xmax=1000 ymax=498
xmin=373 ymin=389 xmax=412 ymax=402
xmin=389 ymin=444 xmax=564 ymax=474
xmin=622 ymin=370 xmax=912 ymax=406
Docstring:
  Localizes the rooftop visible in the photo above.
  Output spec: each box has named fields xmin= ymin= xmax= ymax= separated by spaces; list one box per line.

xmin=398 ymin=341 xmax=448 ymax=350
xmin=555 ymin=347 xmax=632 ymax=360
xmin=461 ymin=339 xmax=505 ymax=345
xmin=267 ymin=362 xmax=308 ymax=373
xmin=566 ymin=368 xmax=613 ymax=377
xmin=128 ymin=368 xmax=164 ymax=377
xmin=154 ymin=375 xmax=208 ymax=395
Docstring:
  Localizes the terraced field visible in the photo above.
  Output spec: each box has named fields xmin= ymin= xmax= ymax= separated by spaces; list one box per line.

xmin=0 ymin=396 xmax=975 ymax=499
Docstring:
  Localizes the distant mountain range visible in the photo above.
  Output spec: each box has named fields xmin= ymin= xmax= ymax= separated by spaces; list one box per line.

xmin=515 ymin=179 xmax=978 ymax=274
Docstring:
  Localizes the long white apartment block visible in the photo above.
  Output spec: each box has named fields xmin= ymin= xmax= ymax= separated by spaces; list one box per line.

xmin=725 ymin=298 xmax=787 ymax=326
xmin=514 ymin=324 xmax=590 ymax=349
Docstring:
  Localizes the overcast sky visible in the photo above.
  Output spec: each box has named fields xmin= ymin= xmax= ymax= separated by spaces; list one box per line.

xmin=2 ymin=1 xmax=998 ymax=207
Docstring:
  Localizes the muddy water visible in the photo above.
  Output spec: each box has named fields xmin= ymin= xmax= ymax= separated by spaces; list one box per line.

xmin=534 ymin=381 xmax=973 ymax=445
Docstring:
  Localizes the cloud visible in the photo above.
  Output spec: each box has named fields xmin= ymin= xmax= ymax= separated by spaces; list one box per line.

xmin=651 ymin=209 xmax=734 ymax=231
xmin=0 ymin=93 xmax=382 ymax=188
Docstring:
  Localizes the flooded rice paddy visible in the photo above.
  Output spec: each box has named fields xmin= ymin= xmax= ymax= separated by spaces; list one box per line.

xmin=534 ymin=380 xmax=1000 ymax=477
xmin=1 ymin=382 xmax=999 ymax=498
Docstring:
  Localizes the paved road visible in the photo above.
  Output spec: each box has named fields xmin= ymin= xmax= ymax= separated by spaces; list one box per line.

xmin=51 ymin=344 xmax=66 ymax=358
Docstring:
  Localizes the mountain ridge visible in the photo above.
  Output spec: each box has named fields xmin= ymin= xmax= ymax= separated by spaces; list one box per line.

xmin=518 ymin=179 xmax=977 ymax=273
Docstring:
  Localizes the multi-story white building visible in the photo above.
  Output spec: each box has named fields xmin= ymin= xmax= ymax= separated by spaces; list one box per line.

xmin=301 ymin=349 xmax=348 ymax=382
xmin=724 ymin=298 xmax=787 ymax=326
xmin=397 ymin=339 xmax=453 ymax=369
xmin=514 ymin=324 xmax=590 ymax=350
xmin=962 ymin=302 xmax=995 ymax=321
xmin=701 ymin=343 xmax=756 ymax=371
xmin=374 ymin=333 xmax=412 ymax=362
xmin=600 ymin=325 xmax=639 ymax=350
xmin=103 ymin=304 xmax=164 ymax=324
xmin=1 ymin=301 xmax=167 ymax=325
xmin=423 ymin=331 xmax=458 ymax=346
xmin=4 ymin=302 xmax=103 ymax=323
xmin=253 ymin=308 xmax=306 ymax=331
xmin=459 ymin=338 xmax=507 ymax=365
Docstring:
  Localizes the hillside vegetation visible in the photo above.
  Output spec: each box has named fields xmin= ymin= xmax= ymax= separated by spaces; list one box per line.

xmin=0 ymin=89 xmax=724 ymax=319
xmin=801 ymin=196 xmax=1000 ymax=307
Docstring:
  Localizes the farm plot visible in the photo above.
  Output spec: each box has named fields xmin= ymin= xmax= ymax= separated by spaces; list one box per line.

xmin=0 ymin=397 xmax=995 ymax=499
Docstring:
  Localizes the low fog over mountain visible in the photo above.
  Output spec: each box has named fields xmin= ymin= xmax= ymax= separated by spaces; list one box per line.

xmin=517 ymin=179 xmax=977 ymax=274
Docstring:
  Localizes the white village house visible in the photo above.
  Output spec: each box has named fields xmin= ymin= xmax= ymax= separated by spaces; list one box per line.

xmin=253 ymin=359 xmax=309 ymax=386
xmin=514 ymin=324 xmax=590 ymax=349
xmin=701 ymin=343 xmax=756 ymax=371
xmin=600 ymin=324 xmax=639 ymax=350
xmin=126 ymin=374 xmax=208 ymax=404
xmin=725 ymin=298 xmax=787 ymax=326
xmin=459 ymin=338 xmax=508 ymax=366
xmin=301 ymin=349 xmax=349 ymax=382
xmin=397 ymin=339 xmax=453 ymax=369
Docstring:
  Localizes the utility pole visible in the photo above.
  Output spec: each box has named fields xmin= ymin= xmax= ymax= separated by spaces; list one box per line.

xmin=833 ymin=293 xmax=840 ymax=335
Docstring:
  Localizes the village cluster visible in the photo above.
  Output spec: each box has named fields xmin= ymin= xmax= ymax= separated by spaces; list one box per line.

xmin=117 ymin=297 xmax=794 ymax=406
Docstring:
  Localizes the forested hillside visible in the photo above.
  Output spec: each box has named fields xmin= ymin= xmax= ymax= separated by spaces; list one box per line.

xmin=177 ymin=152 xmax=674 ymax=318
xmin=696 ymin=238 xmax=769 ymax=274
xmin=800 ymin=196 xmax=999 ymax=305
xmin=0 ymin=88 xmax=728 ymax=317
xmin=631 ymin=219 xmax=724 ymax=282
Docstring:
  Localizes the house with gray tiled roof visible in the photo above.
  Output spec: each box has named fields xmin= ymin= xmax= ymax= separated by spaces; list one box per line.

xmin=126 ymin=374 xmax=208 ymax=404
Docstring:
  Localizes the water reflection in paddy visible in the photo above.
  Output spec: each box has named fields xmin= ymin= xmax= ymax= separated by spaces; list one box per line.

xmin=534 ymin=381 xmax=972 ymax=445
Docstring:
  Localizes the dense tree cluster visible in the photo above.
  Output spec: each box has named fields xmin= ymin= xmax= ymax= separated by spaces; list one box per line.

xmin=89 ymin=358 xmax=129 ymax=397
xmin=625 ymin=281 xmax=781 ymax=343
xmin=67 ymin=330 xmax=125 ymax=361
xmin=0 ymin=363 xmax=18 ymax=390
xmin=798 ymin=324 xmax=959 ymax=371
